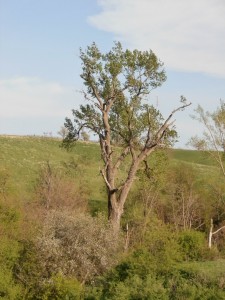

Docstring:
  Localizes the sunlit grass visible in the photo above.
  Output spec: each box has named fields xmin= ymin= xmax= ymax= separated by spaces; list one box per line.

xmin=0 ymin=135 xmax=219 ymax=205
xmin=0 ymin=136 xmax=105 ymax=202
xmin=171 ymin=149 xmax=216 ymax=166
xmin=177 ymin=259 xmax=225 ymax=282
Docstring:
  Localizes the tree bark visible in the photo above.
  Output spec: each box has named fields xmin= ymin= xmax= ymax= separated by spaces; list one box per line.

xmin=208 ymin=219 xmax=213 ymax=249
xmin=108 ymin=192 xmax=122 ymax=233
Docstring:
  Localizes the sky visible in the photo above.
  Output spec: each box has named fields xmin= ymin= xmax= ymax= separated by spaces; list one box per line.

xmin=0 ymin=0 xmax=225 ymax=148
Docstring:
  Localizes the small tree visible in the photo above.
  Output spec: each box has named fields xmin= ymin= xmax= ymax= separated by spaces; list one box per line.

xmin=63 ymin=42 xmax=191 ymax=232
xmin=36 ymin=211 xmax=120 ymax=283
xmin=58 ymin=126 xmax=69 ymax=139
xmin=189 ymin=100 xmax=225 ymax=177
xmin=81 ymin=130 xmax=90 ymax=142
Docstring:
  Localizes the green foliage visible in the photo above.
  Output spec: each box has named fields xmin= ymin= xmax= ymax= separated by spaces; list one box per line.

xmin=87 ymin=248 xmax=225 ymax=299
xmin=86 ymin=248 xmax=168 ymax=300
xmin=136 ymin=149 xmax=169 ymax=187
xmin=98 ymin=274 xmax=167 ymax=300
xmin=0 ymin=203 xmax=23 ymax=299
xmin=63 ymin=42 xmax=179 ymax=150
xmin=0 ymin=205 xmax=21 ymax=269
xmin=178 ymin=230 xmax=207 ymax=261
xmin=121 ymin=221 xmax=181 ymax=271
xmin=41 ymin=274 xmax=83 ymax=300
xmin=164 ymin=269 xmax=225 ymax=300
xmin=15 ymin=240 xmax=83 ymax=299
xmin=0 ymin=268 xmax=22 ymax=300
xmin=14 ymin=240 xmax=45 ymax=298
xmin=1 ymin=135 xmax=225 ymax=298
xmin=26 ymin=274 xmax=83 ymax=300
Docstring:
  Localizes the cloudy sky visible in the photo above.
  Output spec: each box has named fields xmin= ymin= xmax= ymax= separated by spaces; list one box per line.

xmin=0 ymin=0 xmax=224 ymax=147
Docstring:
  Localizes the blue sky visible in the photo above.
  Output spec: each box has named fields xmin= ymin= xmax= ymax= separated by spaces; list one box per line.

xmin=0 ymin=0 xmax=224 ymax=147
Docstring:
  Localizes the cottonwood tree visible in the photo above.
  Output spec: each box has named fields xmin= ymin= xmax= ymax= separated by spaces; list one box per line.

xmin=63 ymin=42 xmax=191 ymax=232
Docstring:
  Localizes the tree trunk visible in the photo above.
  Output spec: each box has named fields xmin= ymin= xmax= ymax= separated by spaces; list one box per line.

xmin=107 ymin=160 xmax=139 ymax=233
xmin=108 ymin=192 xmax=122 ymax=234
xmin=208 ymin=219 xmax=213 ymax=249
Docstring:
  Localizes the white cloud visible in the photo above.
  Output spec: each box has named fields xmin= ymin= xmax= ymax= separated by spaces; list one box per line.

xmin=88 ymin=0 xmax=225 ymax=77
xmin=0 ymin=77 xmax=78 ymax=118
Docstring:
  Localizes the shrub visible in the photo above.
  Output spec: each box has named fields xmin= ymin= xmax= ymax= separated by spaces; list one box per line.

xmin=35 ymin=211 xmax=121 ymax=283
xmin=178 ymin=230 xmax=207 ymax=261
xmin=27 ymin=274 xmax=83 ymax=300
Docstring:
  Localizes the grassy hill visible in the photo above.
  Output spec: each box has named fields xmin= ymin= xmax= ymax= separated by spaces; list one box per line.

xmin=0 ymin=135 xmax=216 ymax=202
xmin=0 ymin=136 xmax=104 ymax=204
xmin=171 ymin=148 xmax=216 ymax=166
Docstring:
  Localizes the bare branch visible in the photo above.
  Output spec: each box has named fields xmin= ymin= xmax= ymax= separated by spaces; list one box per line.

xmin=155 ymin=103 xmax=191 ymax=143
xmin=212 ymin=225 xmax=225 ymax=235
xmin=100 ymin=168 xmax=112 ymax=190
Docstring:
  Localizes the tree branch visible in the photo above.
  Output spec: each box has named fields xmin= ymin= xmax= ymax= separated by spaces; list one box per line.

xmin=100 ymin=167 xmax=112 ymax=190
xmin=212 ymin=225 xmax=225 ymax=235
xmin=113 ymin=146 xmax=130 ymax=173
xmin=153 ymin=102 xmax=191 ymax=145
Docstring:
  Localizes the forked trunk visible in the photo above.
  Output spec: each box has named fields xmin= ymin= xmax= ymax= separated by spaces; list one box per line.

xmin=107 ymin=161 xmax=139 ymax=234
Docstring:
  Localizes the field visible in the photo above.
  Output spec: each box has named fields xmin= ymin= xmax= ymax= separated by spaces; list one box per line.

xmin=0 ymin=135 xmax=218 ymax=201
xmin=0 ymin=136 xmax=104 ymax=202
xmin=0 ymin=135 xmax=217 ymax=200
xmin=172 ymin=148 xmax=216 ymax=166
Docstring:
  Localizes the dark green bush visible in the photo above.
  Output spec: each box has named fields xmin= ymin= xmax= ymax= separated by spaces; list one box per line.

xmin=27 ymin=274 xmax=83 ymax=300
xmin=178 ymin=230 xmax=207 ymax=261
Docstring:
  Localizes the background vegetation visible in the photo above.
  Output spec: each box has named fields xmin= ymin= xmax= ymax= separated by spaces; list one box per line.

xmin=0 ymin=135 xmax=225 ymax=299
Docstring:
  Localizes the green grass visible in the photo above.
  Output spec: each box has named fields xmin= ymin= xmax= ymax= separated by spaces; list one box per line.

xmin=177 ymin=259 xmax=225 ymax=282
xmin=0 ymin=135 xmax=219 ymax=205
xmin=171 ymin=149 xmax=216 ymax=166
xmin=0 ymin=136 xmax=105 ymax=202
